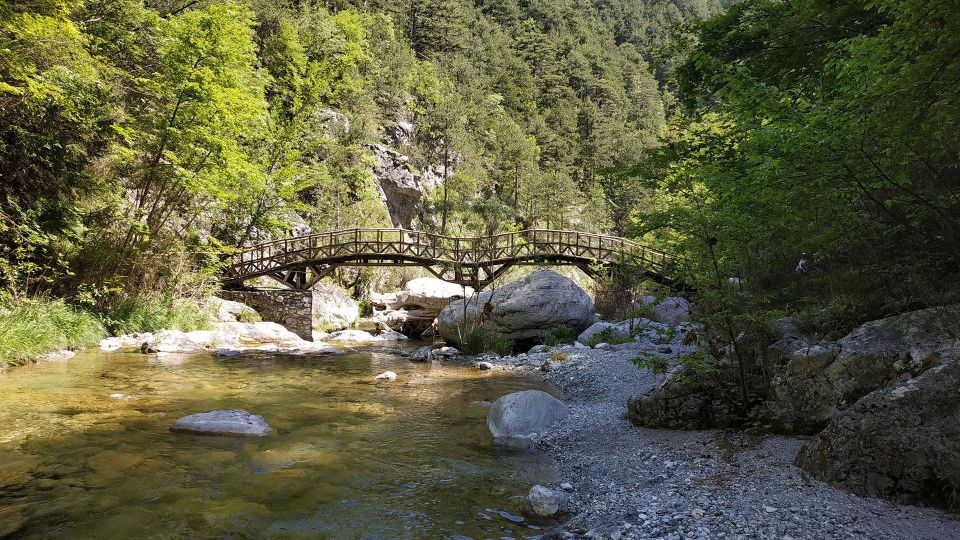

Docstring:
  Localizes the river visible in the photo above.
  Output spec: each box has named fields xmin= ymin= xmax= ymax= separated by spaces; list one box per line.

xmin=0 ymin=346 xmax=559 ymax=539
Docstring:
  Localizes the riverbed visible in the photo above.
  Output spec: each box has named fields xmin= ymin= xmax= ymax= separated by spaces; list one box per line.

xmin=0 ymin=347 xmax=558 ymax=538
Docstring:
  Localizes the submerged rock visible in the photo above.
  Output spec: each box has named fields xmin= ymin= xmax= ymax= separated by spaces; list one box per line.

xmin=374 ymin=371 xmax=398 ymax=382
xmin=437 ymin=270 xmax=595 ymax=347
xmin=410 ymin=345 xmax=432 ymax=362
xmin=171 ymin=410 xmax=272 ymax=437
xmin=526 ymin=485 xmax=569 ymax=517
xmin=487 ymin=390 xmax=569 ymax=448
xmin=41 ymin=350 xmax=76 ymax=362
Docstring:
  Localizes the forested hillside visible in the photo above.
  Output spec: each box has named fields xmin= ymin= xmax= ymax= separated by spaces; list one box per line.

xmin=1 ymin=0 xmax=722 ymax=310
xmin=5 ymin=0 xmax=956 ymax=341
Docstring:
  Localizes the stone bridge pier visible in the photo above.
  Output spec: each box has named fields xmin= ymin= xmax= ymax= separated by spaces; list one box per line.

xmin=219 ymin=289 xmax=314 ymax=341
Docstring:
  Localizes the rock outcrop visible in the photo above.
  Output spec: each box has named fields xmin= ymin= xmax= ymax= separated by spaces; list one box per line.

xmin=487 ymin=389 xmax=569 ymax=448
xmin=171 ymin=410 xmax=272 ymax=437
xmin=768 ymin=305 xmax=960 ymax=432
xmin=368 ymin=144 xmax=442 ymax=229
xmin=312 ymin=283 xmax=359 ymax=332
xmin=437 ymin=270 xmax=595 ymax=347
xmin=796 ymin=359 xmax=960 ymax=509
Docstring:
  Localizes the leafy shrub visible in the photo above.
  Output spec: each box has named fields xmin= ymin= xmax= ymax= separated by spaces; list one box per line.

xmin=585 ymin=327 xmax=634 ymax=347
xmin=542 ymin=324 xmax=577 ymax=346
xmin=460 ymin=327 xmax=514 ymax=356
xmin=358 ymin=299 xmax=373 ymax=317
xmin=0 ymin=298 xmax=106 ymax=367
xmin=236 ymin=309 xmax=262 ymax=323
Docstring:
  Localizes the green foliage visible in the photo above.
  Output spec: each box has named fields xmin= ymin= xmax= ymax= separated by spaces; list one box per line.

xmin=357 ymin=299 xmax=374 ymax=318
xmin=631 ymin=350 xmax=717 ymax=386
xmin=585 ymin=327 xmax=634 ymax=347
xmin=636 ymin=0 xmax=960 ymax=322
xmin=0 ymin=298 xmax=106 ymax=367
xmin=235 ymin=309 xmax=262 ymax=324
xmin=105 ymin=296 xmax=213 ymax=335
xmin=460 ymin=327 xmax=514 ymax=356
xmin=541 ymin=324 xmax=576 ymax=346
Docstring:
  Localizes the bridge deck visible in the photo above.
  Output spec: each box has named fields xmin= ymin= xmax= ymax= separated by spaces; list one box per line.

xmin=222 ymin=228 xmax=675 ymax=290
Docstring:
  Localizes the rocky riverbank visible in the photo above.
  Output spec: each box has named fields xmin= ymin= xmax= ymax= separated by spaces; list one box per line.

xmin=479 ymin=340 xmax=960 ymax=539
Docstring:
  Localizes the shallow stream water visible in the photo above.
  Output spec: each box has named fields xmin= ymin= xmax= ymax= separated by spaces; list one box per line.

xmin=0 ymin=346 xmax=558 ymax=539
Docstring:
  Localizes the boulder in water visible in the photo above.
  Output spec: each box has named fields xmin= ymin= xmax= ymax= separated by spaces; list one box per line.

xmin=171 ymin=410 xmax=272 ymax=437
xmin=487 ymin=390 xmax=569 ymax=448
xmin=409 ymin=346 xmax=432 ymax=362
xmin=148 ymin=330 xmax=205 ymax=354
xmin=526 ymin=485 xmax=569 ymax=517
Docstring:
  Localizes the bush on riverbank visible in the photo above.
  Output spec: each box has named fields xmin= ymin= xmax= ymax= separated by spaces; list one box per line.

xmin=0 ymin=299 xmax=107 ymax=367
xmin=104 ymin=296 xmax=214 ymax=335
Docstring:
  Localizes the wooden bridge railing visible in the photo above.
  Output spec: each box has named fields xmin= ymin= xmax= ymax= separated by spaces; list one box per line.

xmin=222 ymin=228 xmax=675 ymax=290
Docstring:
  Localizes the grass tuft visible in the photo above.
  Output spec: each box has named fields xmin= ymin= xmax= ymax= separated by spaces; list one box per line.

xmin=0 ymin=298 xmax=107 ymax=367
xmin=105 ymin=295 xmax=214 ymax=335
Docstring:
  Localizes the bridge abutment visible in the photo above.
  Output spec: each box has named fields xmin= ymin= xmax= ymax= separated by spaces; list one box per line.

xmin=219 ymin=289 xmax=314 ymax=341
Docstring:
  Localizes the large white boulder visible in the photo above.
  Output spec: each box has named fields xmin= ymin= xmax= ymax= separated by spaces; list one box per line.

xmin=312 ymin=283 xmax=359 ymax=331
xmin=437 ymin=270 xmax=594 ymax=346
xmin=487 ymin=390 xmax=569 ymax=448
xmin=324 ymin=329 xmax=380 ymax=342
xmin=219 ymin=322 xmax=304 ymax=346
xmin=148 ymin=330 xmax=205 ymax=353
xmin=371 ymin=277 xmax=473 ymax=335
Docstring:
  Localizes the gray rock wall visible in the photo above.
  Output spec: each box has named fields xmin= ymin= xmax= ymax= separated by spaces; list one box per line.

xmin=219 ymin=289 xmax=313 ymax=341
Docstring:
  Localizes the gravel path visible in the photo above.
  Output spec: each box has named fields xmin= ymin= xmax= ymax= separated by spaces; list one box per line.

xmin=482 ymin=338 xmax=960 ymax=540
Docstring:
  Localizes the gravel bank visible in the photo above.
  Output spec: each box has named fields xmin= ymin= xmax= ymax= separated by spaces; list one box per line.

xmin=483 ymin=339 xmax=960 ymax=540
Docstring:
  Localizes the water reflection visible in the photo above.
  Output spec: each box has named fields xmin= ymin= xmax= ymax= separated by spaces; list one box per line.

xmin=0 ymin=348 xmax=559 ymax=538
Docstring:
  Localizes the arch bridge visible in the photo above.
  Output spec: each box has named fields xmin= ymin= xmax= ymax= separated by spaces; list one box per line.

xmin=221 ymin=228 xmax=677 ymax=291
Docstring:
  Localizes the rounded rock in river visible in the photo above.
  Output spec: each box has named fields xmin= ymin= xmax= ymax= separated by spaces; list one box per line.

xmin=171 ymin=410 xmax=272 ymax=437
